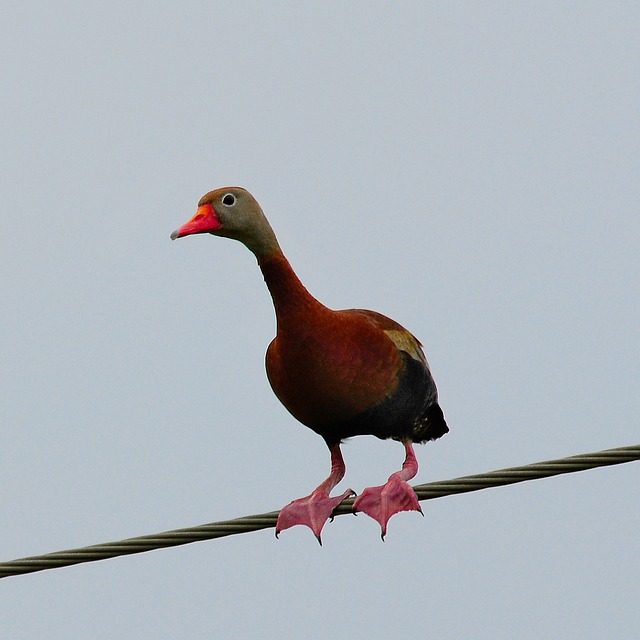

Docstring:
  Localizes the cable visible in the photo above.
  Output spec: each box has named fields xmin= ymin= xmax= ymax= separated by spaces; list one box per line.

xmin=1 ymin=443 xmax=637 ymax=579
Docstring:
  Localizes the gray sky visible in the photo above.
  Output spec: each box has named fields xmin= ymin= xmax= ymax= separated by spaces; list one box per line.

xmin=1 ymin=2 xmax=638 ymax=638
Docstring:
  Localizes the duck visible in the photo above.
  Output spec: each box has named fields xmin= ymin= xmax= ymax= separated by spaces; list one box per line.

xmin=171 ymin=187 xmax=448 ymax=541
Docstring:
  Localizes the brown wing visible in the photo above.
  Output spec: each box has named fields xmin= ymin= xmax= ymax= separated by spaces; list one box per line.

xmin=340 ymin=309 xmax=429 ymax=367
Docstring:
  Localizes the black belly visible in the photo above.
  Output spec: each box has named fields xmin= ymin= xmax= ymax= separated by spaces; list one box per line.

xmin=310 ymin=351 xmax=449 ymax=446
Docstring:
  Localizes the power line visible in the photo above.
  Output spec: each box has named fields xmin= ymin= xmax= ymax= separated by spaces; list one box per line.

xmin=1 ymin=443 xmax=637 ymax=579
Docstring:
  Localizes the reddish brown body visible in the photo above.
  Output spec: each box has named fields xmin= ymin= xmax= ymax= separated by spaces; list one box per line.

xmin=263 ymin=256 xmax=399 ymax=426
xmin=261 ymin=254 xmax=447 ymax=446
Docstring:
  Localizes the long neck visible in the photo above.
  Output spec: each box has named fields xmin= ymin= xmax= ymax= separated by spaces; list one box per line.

xmin=258 ymin=253 xmax=328 ymax=328
xmin=238 ymin=208 xmax=282 ymax=259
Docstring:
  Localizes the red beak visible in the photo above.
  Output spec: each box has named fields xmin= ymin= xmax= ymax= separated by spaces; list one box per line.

xmin=170 ymin=204 xmax=222 ymax=240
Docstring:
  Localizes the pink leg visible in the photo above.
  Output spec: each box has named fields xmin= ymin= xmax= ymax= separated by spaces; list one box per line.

xmin=276 ymin=443 xmax=355 ymax=544
xmin=353 ymin=441 xmax=422 ymax=539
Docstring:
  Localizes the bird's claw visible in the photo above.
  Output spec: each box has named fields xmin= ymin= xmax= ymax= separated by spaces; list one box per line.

xmin=352 ymin=474 xmax=422 ymax=539
xmin=276 ymin=488 xmax=355 ymax=543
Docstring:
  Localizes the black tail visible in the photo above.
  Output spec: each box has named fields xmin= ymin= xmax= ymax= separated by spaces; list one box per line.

xmin=413 ymin=403 xmax=449 ymax=443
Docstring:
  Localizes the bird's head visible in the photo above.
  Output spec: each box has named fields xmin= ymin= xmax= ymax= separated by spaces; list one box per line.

xmin=171 ymin=187 xmax=280 ymax=258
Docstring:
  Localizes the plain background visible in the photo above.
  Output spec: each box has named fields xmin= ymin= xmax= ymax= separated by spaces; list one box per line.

xmin=1 ymin=2 xmax=638 ymax=638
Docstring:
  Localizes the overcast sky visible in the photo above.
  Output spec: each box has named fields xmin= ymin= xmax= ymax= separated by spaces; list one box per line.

xmin=1 ymin=2 xmax=638 ymax=638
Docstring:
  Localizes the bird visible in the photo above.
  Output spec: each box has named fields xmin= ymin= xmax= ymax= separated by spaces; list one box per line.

xmin=171 ymin=187 xmax=449 ymax=541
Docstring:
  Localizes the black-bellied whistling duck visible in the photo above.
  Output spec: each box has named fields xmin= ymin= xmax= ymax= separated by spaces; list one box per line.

xmin=171 ymin=187 xmax=449 ymax=541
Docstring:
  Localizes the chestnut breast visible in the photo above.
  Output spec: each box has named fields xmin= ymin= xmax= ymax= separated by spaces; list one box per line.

xmin=266 ymin=308 xmax=403 ymax=428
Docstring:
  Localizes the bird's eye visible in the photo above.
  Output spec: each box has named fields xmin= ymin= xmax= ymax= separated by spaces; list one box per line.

xmin=222 ymin=193 xmax=236 ymax=206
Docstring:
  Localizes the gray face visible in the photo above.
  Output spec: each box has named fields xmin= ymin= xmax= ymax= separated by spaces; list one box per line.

xmin=199 ymin=187 xmax=281 ymax=258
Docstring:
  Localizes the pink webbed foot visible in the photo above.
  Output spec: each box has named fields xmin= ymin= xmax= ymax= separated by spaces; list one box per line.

xmin=276 ymin=487 xmax=355 ymax=544
xmin=276 ymin=442 xmax=354 ymax=544
xmin=352 ymin=475 xmax=422 ymax=539
xmin=353 ymin=441 xmax=423 ymax=539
